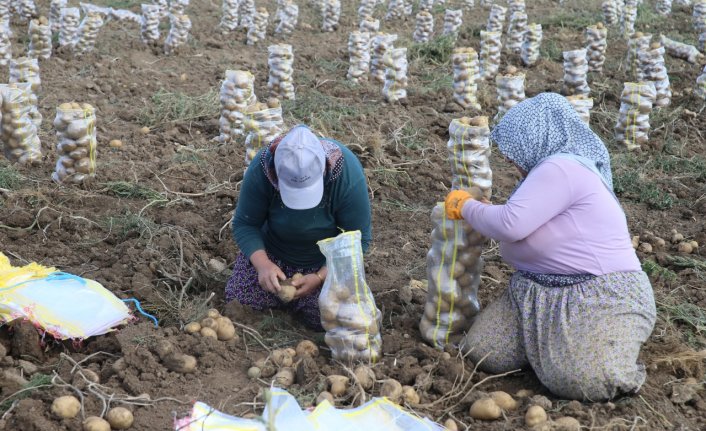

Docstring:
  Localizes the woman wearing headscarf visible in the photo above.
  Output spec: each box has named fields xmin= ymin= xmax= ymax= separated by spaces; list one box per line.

xmin=444 ymin=93 xmax=656 ymax=401
xmin=226 ymin=125 xmax=372 ymax=329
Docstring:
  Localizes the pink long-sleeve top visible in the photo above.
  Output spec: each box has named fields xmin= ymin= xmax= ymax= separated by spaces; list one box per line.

xmin=462 ymin=157 xmax=641 ymax=275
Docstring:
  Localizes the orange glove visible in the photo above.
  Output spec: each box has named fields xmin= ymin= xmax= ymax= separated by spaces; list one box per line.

xmin=445 ymin=189 xmax=473 ymax=220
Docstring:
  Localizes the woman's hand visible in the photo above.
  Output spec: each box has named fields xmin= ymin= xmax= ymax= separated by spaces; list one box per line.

xmin=251 ymin=251 xmax=285 ymax=294
xmin=291 ymin=267 xmax=326 ymax=299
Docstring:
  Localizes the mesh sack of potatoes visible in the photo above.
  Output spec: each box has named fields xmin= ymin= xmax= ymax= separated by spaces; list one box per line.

xmin=480 ymin=30 xmax=502 ymax=81
xmin=660 ymin=34 xmax=705 ymax=63
xmin=442 ymin=9 xmax=463 ymax=37
xmin=247 ymin=8 xmax=268 ymax=45
xmin=566 ymin=95 xmax=593 ymax=124
xmin=614 ymin=82 xmax=656 ymax=151
xmin=141 ymin=3 xmax=161 ymax=44
xmin=602 ymin=0 xmax=618 ymax=25
xmin=452 ymin=47 xmax=481 ymax=110
xmin=243 ymin=100 xmax=283 ymax=165
xmin=169 ymin=0 xmax=188 ymax=15
xmin=495 ymin=67 xmax=526 ymax=121
xmin=699 ymin=31 xmax=706 ymax=53
xmin=382 ymin=47 xmax=408 ymax=103
xmin=622 ymin=5 xmax=636 ymax=38
xmin=275 ymin=1 xmax=298 ymax=36
xmin=9 ymin=58 xmax=42 ymax=128
xmin=49 ymin=0 xmax=67 ymax=32
xmin=562 ymin=49 xmax=590 ymax=96
xmin=358 ymin=0 xmax=374 ymax=19
xmin=419 ymin=0 xmax=434 ymax=11
xmin=413 ymin=11 xmax=433 ymax=43
xmin=656 ymin=0 xmax=672 ymax=15
xmin=347 ymin=31 xmax=370 ymax=84
xmin=268 ymin=44 xmax=295 ymax=100
xmin=638 ymin=43 xmax=671 ymax=107
xmin=220 ymin=0 xmax=240 ymax=32
xmin=371 ymin=33 xmax=397 ymax=84
xmin=153 ymin=0 xmax=168 ymax=18
xmin=219 ymin=69 xmax=257 ymax=144
xmin=164 ymin=13 xmax=191 ymax=54
xmin=385 ymin=0 xmax=404 ymax=20
xmin=18 ymin=0 xmax=37 ymax=21
xmin=486 ymin=4 xmax=507 ymax=33
xmin=0 ymin=84 xmax=42 ymax=165
xmin=238 ymin=0 xmax=255 ymax=29
xmin=28 ymin=17 xmax=52 ymax=60
xmin=0 ymin=31 xmax=11 ymax=67
xmin=318 ymin=230 xmax=382 ymax=363
xmin=322 ymin=0 xmax=340 ymax=32
xmin=74 ymin=11 xmax=105 ymax=54
xmin=420 ymin=117 xmax=491 ymax=348
xmin=695 ymin=65 xmax=706 ymax=99
xmin=52 ymin=102 xmax=97 ymax=184
xmin=403 ymin=0 xmax=412 ymax=15
xmin=627 ymin=33 xmax=652 ymax=80
xmin=694 ymin=0 xmax=706 ymax=31
xmin=59 ymin=7 xmax=80 ymax=47
xmin=359 ymin=16 xmax=379 ymax=33
xmin=508 ymin=0 xmax=526 ymax=15
xmin=585 ymin=23 xmax=607 ymax=73
xmin=506 ymin=12 xmax=528 ymax=55
xmin=521 ymin=23 xmax=542 ymax=66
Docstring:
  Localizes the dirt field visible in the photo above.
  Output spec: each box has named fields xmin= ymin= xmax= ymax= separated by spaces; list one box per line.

xmin=1 ymin=0 xmax=705 ymax=429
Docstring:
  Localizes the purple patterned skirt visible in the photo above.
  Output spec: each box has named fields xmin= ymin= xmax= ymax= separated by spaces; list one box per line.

xmin=225 ymin=252 xmax=323 ymax=330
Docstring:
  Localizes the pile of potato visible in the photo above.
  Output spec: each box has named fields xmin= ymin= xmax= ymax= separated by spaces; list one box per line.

xmin=627 ymin=33 xmax=652 ymax=79
xmin=638 ymin=42 xmax=671 ymax=108
xmin=220 ymin=0 xmax=239 ymax=32
xmin=318 ymin=231 xmax=382 ymax=363
xmin=480 ymin=30 xmax=502 ymax=80
xmin=614 ymin=82 xmax=656 ymax=151
xmin=506 ymin=12 xmax=528 ymax=55
xmin=486 ymin=4 xmax=507 ymax=33
xmin=495 ymin=67 xmax=526 ymax=120
xmin=451 ymin=47 xmax=481 ymax=110
xmin=656 ymin=0 xmax=672 ymax=15
xmin=0 ymin=84 xmax=42 ymax=165
xmin=74 ymin=11 xmax=105 ymax=54
xmin=622 ymin=3 xmax=637 ymax=38
xmin=59 ymin=7 xmax=80 ymax=48
xmin=141 ymin=4 xmax=161 ymax=44
xmin=275 ymin=1 xmax=298 ymax=36
xmin=28 ymin=17 xmax=52 ymax=60
xmin=585 ymin=23 xmax=607 ymax=73
xmin=164 ymin=13 xmax=192 ymax=55
xmin=243 ymin=100 xmax=283 ymax=164
xmin=412 ymin=11 xmax=433 ymax=43
xmin=696 ymin=65 xmax=706 ymax=99
xmin=660 ymin=34 xmax=705 ymax=64
xmin=442 ymin=9 xmax=463 ymax=37
xmin=268 ymin=44 xmax=295 ymax=100
xmin=632 ymin=230 xmax=699 ymax=254
xmin=0 ymin=31 xmax=11 ymax=68
xmin=219 ymin=69 xmax=257 ymax=144
xmin=566 ymin=94 xmax=594 ymax=124
xmin=371 ymin=33 xmax=396 ymax=84
xmin=562 ymin=49 xmax=590 ymax=97
xmin=184 ymin=308 xmax=238 ymax=341
xmin=385 ymin=0 xmax=404 ymax=20
xmin=52 ymin=102 xmax=97 ymax=183
xmin=49 ymin=0 xmax=66 ymax=32
xmin=246 ymin=8 xmax=269 ymax=45
xmin=521 ymin=23 xmax=542 ymax=66
xmin=322 ymin=0 xmax=340 ymax=32
xmin=602 ymin=0 xmax=618 ymax=24
xmin=52 ymin=395 xmax=135 ymax=431
xmin=382 ymin=47 xmax=408 ymax=103
xmin=347 ymin=31 xmax=370 ymax=84
xmin=248 ymin=340 xmax=319 ymax=390
xmin=359 ymin=15 xmax=379 ymax=33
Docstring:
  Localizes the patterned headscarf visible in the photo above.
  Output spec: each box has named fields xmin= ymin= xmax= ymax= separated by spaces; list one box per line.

xmin=490 ymin=92 xmax=613 ymax=190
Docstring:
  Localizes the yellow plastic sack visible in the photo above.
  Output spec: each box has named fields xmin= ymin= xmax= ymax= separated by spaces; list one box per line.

xmin=0 ymin=253 xmax=131 ymax=339
xmin=174 ymin=388 xmax=444 ymax=431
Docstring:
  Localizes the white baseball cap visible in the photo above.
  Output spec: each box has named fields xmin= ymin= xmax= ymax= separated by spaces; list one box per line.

xmin=274 ymin=126 xmax=327 ymax=210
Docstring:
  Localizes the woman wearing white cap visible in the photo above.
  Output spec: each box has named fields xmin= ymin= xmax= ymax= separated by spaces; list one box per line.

xmin=225 ymin=125 xmax=372 ymax=328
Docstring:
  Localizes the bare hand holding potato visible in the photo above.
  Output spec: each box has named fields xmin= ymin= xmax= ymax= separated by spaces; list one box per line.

xmin=251 ymin=251 xmax=286 ymax=294
xmin=291 ymin=273 xmax=323 ymax=299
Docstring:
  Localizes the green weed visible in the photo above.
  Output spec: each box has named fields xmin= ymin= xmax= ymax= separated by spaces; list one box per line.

xmin=103 ymin=212 xmax=158 ymax=240
xmin=538 ymin=10 xmax=603 ymax=30
xmin=102 ymin=181 xmax=164 ymax=201
xmin=418 ymin=70 xmax=453 ymax=94
xmin=658 ymin=301 xmax=706 ymax=341
xmin=613 ymin=154 xmax=676 ymax=210
xmin=409 ymin=35 xmax=455 ymax=65
xmin=282 ymin=89 xmax=369 ymax=133
xmin=0 ymin=374 xmax=53 ymax=414
xmin=642 ymin=260 xmax=678 ymax=283
xmin=541 ymin=39 xmax=562 ymax=62
xmin=139 ymin=88 xmax=220 ymax=127
xmin=0 ymin=163 xmax=23 ymax=190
